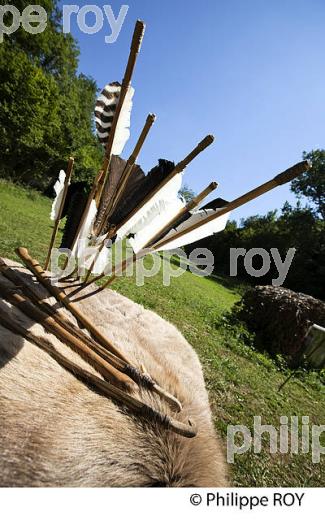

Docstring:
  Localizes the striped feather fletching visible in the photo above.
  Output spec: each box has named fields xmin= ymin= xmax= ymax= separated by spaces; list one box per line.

xmin=95 ymin=82 xmax=120 ymax=145
xmin=95 ymin=82 xmax=134 ymax=155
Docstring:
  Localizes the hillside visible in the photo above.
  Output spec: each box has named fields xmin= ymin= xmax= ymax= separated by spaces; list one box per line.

xmin=0 ymin=179 xmax=324 ymax=486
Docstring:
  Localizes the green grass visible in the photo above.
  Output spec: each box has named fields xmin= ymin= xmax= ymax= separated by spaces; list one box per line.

xmin=0 ymin=179 xmax=324 ymax=486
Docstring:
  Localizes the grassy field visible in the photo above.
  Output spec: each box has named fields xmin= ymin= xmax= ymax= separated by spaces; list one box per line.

xmin=0 ymin=179 xmax=324 ymax=486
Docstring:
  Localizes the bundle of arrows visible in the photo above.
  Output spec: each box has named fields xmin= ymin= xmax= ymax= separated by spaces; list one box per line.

xmin=1 ymin=20 xmax=311 ymax=438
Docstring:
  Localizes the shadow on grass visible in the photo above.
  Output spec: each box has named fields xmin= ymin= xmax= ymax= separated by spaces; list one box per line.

xmin=166 ymin=253 xmax=249 ymax=295
xmin=207 ymin=273 xmax=249 ymax=295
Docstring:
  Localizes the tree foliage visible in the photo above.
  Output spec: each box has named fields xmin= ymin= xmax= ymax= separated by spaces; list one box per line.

xmin=185 ymin=172 xmax=325 ymax=300
xmin=179 ymin=184 xmax=196 ymax=203
xmin=291 ymin=149 xmax=325 ymax=220
xmin=0 ymin=0 xmax=102 ymax=189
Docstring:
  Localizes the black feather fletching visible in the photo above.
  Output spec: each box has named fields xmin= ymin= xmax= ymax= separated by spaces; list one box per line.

xmin=95 ymin=155 xmax=145 ymax=234
xmin=200 ymin=197 xmax=229 ymax=211
xmin=60 ymin=182 xmax=89 ymax=249
xmin=108 ymin=159 xmax=175 ymax=229
xmin=61 ymin=159 xmax=176 ymax=246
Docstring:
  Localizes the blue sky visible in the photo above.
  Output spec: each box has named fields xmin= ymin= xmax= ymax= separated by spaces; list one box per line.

xmin=60 ymin=0 xmax=324 ymax=221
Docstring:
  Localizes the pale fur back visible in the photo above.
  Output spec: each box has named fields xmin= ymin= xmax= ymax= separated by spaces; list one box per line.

xmin=0 ymin=260 xmax=228 ymax=487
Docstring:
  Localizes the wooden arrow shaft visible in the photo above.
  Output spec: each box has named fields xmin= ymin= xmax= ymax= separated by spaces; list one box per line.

xmin=152 ymin=160 xmax=311 ymax=251
xmin=0 ymin=257 xmax=182 ymax=411
xmin=0 ymin=278 xmax=133 ymax=389
xmin=73 ymin=160 xmax=311 ymax=299
xmin=97 ymin=113 xmax=156 ymax=235
xmin=72 ymin=182 xmax=218 ymax=297
xmin=96 ymin=20 xmax=146 ymax=209
xmin=17 ymin=247 xmax=131 ymax=364
xmin=78 ymin=136 xmax=215 ymax=290
xmin=89 ymin=113 xmax=156 ymax=269
xmin=0 ymin=307 xmax=193 ymax=437
xmin=110 ymin=135 xmax=215 ymax=238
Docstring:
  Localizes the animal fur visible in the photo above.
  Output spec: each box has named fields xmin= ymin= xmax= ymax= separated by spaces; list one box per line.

xmin=0 ymin=259 xmax=229 ymax=487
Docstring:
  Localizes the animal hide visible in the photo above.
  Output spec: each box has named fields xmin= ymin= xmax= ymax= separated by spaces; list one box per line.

xmin=0 ymin=259 xmax=229 ymax=487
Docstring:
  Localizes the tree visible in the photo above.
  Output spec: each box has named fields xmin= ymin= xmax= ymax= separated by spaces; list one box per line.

xmin=183 ymin=149 xmax=325 ymax=299
xmin=185 ymin=204 xmax=325 ymax=300
xmin=291 ymin=150 xmax=325 ymax=220
xmin=3 ymin=0 xmax=79 ymax=76
xmin=179 ymin=184 xmax=196 ymax=202
xmin=0 ymin=0 xmax=102 ymax=189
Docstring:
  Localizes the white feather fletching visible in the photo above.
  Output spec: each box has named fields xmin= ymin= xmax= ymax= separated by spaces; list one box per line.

xmin=128 ymin=197 xmax=185 ymax=253
xmin=90 ymin=245 xmax=112 ymax=275
xmin=112 ymin=86 xmax=134 ymax=155
xmin=50 ymin=170 xmax=67 ymax=221
xmin=72 ymin=200 xmax=98 ymax=258
xmin=156 ymin=207 xmax=231 ymax=251
xmin=116 ymin=173 xmax=184 ymax=248
xmin=80 ymin=245 xmax=112 ymax=275
xmin=78 ymin=234 xmax=112 ymax=275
